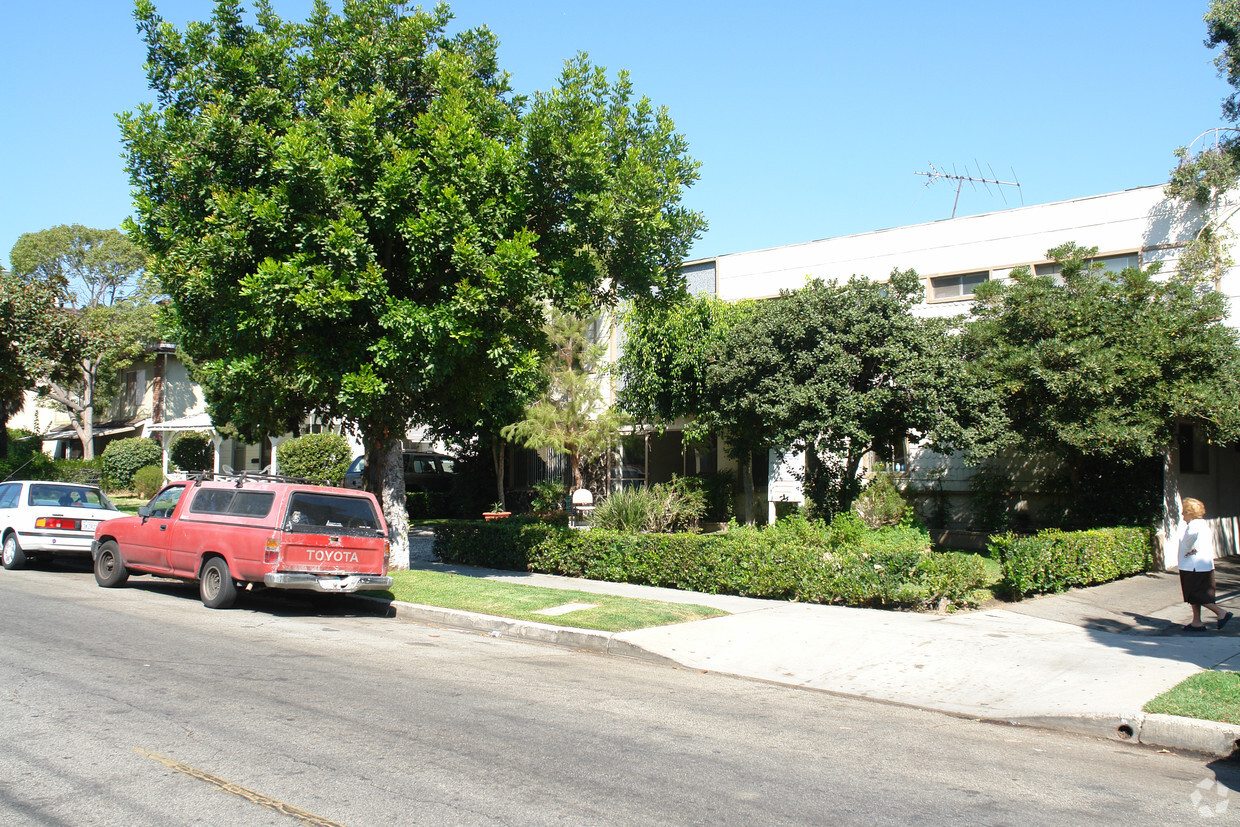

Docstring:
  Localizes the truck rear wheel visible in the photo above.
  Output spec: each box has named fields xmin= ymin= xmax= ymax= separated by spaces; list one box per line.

xmin=93 ymin=541 xmax=128 ymax=587
xmin=200 ymin=557 xmax=238 ymax=609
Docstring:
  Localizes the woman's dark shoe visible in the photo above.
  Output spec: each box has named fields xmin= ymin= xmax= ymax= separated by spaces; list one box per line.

xmin=1219 ymin=612 xmax=1233 ymax=631
xmin=1184 ymin=624 xmax=1208 ymax=632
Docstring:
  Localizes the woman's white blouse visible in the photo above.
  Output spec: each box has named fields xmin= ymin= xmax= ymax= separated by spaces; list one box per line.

xmin=1178 ymin=518 xmax=1216 ymax=572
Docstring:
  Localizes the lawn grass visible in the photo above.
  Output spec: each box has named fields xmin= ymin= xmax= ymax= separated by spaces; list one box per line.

xmin=107 ymin=493 xmax=148 ymax=515
xmin=372 ymin=569 xmax=727 ymax=633
xmin=1144 ymin=670 xmax=1240 ymax=724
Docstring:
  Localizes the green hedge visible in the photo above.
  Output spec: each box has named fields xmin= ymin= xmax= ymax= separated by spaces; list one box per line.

xmin=435 ymin=513 xmax=986 ymax=610
xmin=169 ymin=431 xmax=213 ymax=472
xmin=991 ymin=527 xmax=1155 ymax=599
xmin=102 ymin=437 xmax=163 ymax=490
xmin=276 ymin=433 xmax=352 ymax=483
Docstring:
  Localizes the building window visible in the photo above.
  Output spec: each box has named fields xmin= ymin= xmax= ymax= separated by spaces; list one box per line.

xmin=929 ymin=271 xmax=988 ymax=301
xmin=1178 ymin=423 xmax=1210 ymax=475
xmin=124 ymin=370 xmax=143 ymax=410
xmin=1034 ymin=252 xmax=1140 ymax=279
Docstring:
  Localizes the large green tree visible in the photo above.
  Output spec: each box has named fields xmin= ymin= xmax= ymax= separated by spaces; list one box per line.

xmin=120 ymin=0 xmax=704 ymax=563
xmin=7 ymin=225 xmax=154 ymax=460
xmin=0 ymin=269 xmax=76 ymax=457
xmin=616 ymin=294 xmax=766 ymax=521
xmin=734 ymin=270 xmax=982 ymax=517
xmin=965 ymin=243 xmax=1240 ymax=525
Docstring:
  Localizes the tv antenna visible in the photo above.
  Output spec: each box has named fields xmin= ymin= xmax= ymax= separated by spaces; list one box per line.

xmin=915 ymin=162 xmax=1022 ymax=218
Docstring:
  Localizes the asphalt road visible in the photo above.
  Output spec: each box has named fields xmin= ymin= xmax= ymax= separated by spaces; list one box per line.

xmin=1 ymin=564 xmax=1237 ymax=826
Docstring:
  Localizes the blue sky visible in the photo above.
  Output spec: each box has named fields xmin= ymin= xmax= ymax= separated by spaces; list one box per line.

xmin=1 ymin=1 xmax=1232 ymax=270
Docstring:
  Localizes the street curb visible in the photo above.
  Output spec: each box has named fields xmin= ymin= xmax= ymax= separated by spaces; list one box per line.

xmin=384 ymin=599 xmax=680 ymax=666
xmin=369 ymin=596 xmax=1240 ymax=757
xmin=1008 ymin=712 xmax=1240 ymax=758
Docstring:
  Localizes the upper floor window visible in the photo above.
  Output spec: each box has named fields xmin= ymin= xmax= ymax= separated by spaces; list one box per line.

xmin=1034 ymin=252 xmax=1140 ymax=278
xmin=929 ymin=271 xmax=988 ymax=301
xmin=124 ymin=370 xmax=143 ymax=410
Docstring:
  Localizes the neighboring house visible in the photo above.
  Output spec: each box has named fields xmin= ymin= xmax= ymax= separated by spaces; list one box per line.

xmin=623 ymin=184 xmax=1240 ymax=565
xmin=8 ymin=344 xmax=363 ymax=477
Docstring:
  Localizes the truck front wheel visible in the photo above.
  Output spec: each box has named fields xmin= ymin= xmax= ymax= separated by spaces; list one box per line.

xmin=94 ymin=541 xmax=128 ymax=587
xmin=200 ymin=557 xmax=239 ymax=609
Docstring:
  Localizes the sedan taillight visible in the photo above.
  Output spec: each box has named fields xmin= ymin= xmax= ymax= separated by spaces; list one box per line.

xmin=36 ymin=517 xmax=79 ymax=530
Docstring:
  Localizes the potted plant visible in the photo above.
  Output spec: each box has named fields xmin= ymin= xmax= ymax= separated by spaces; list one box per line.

xmin=483 ymin=501 xmax=511 ymax=521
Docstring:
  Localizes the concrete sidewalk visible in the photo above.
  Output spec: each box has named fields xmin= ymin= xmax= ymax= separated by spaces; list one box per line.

xmin=397 ymin=544 xmax=1240 ymax=757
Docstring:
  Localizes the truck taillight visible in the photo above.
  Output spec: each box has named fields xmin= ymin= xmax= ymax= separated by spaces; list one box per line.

xmin=36 ymin=517 xmax=79 ymax=530
xmin=384 ymin=541 xmax=391 ymax=572
xmin=264 ymin=538 xmax=279 ymax=564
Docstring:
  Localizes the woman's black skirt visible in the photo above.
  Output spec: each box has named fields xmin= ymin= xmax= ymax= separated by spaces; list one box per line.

xmin=1180 ymin=569 xmax=1216 ymax=605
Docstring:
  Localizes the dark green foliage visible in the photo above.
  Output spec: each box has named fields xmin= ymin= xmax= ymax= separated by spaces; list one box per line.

xmin=133 ymin=464 xmax=165 ymax=499
xmin=991 ymin=527 xmax=1155 ymax=599
xmin=434 ymin=513 xmax=986 ymax=610
xmin=275 ymin=433 xmax=352 ymax=484
xmin=529 ymin=479 xmax=569 ymax=514
xmin=169 ymin=431 xmax=213 ymax=473
xmin=0 ymin=430 xmax=55 ymax=482
xmin=52 ymin=457 xmax=103 ymax=484
xmin=966 ymin=243 xmax=1240 ymax=471
xmin=101 ymin=437 xmax=162 ymax=490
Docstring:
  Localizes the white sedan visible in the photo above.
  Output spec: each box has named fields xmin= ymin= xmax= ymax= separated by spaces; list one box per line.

xmin=0 ymin=481 xmax=124 ymax=570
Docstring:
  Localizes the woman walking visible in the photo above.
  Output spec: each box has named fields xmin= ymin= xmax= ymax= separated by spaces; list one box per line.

xmin=1178 ymin=498 xmax=1233 ymax=632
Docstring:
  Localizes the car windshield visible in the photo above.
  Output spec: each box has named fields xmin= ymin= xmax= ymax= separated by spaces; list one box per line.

xmin=28 ymin=484 xmax=117 ymax=510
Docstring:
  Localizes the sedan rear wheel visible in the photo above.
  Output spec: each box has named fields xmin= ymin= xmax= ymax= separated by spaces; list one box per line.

xmin=2 ymin=533 xmax=26 ymax=570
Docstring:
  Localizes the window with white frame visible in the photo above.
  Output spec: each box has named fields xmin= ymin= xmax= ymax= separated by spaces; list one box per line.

xmin=929 ymin=271 xmax=988 ymax=301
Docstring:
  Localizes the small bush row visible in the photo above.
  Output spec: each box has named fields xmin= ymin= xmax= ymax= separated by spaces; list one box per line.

xmin=435 ymin=513 xmax=986 ymax=610
xmin=991 ymin=527 xmax=1155 ymax=599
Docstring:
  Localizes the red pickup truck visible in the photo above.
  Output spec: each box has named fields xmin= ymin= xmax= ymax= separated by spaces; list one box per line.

xmin=92 ymin=474 xmax=393 ymax=609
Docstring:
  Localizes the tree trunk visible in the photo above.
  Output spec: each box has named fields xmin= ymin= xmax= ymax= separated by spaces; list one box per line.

xmin=364 ymin=430 xmax=409 ymax=570
xmin=570 ymin=450 xmax=582 ymax=491
xmin=740 ymin=454 xmax=755 ymax=526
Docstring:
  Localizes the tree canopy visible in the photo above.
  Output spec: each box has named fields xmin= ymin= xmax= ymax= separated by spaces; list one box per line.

xmin=964 ymin=243 xmax=1240 ymax=525
xmin=6 ymin=225 xmax=154 ymax=460
xmin=119 ymin=0 xmax=705 ymax=558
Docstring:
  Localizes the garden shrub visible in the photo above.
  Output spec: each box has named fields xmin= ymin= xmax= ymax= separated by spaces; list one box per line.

xmin=591 ymin=477 xmax=706 ymax=533
xmin=852 ymin=473 xmax=909 ymax=528
xmin=2 ymin=429 xmax=55 ymax=481
xmin=169 ymin=431 xmax=213 ymax=472
xmin=434 ymin=512 xmax=986 ymax=611
xmin=102 ymin=437 xmax=163 ymax=490
xmin=276 ymin=433 xmax=352 ymax=483
xmin=529 ymin=479 xmax=568 ymax=514
xmin=133 ymin=464 xmax=165 ymax=499
xmin=53 ymin=457 xmax=103 ymax=484
xmin=993 ymin=527 xmax=1155 ymax=599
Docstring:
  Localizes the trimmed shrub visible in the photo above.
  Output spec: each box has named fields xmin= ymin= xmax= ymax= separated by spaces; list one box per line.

xmin=102 ymin=437 xmax=163 ymax=490
xmin=992 ymin=527 xmax=1155 ymax=599
xmin=169 ymin=431 xmax=213 ymax=472
xmin=276 ymin=433 xmax=352 ymax=483
xmin=133 ymin=464 xmax=165 ymax=499
xmin=434 ymin=513 xmax=986 ymax=611
xmin=852 ymin=473 xmax=909 ymax=528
